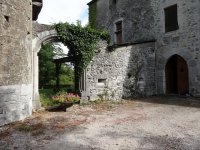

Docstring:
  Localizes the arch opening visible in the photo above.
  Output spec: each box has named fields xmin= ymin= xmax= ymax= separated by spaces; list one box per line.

xmin=33 ymin=32 xmax=84 ymax=109
xmin=165 ymin=55 xmax=189 ymax=95
xmin=38 ymin=42 xmax=74 ymax=91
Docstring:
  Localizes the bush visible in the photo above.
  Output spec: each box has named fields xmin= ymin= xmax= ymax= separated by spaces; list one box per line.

xmin=39 ymin=89 xmax=59 ymax=108
xmin=52 ymin=92 xmax=80 ymax=103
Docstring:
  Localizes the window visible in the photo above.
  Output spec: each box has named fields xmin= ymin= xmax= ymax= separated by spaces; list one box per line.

xmin=115 ymin=21 xmax=123 ymax=44
xmin=4 ymin=15 xmax=10 ymax=22
xmin=97 ymin=79 xmax=106 ymax=87
xmin=164 ymin=4 xmax=179 ymax=32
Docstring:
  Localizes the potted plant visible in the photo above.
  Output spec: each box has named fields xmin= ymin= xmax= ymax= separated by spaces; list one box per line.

xmin=47 ymin=92 xmax=80 ymax=112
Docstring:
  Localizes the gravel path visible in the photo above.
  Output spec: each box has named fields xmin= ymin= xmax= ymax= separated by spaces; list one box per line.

xmin=1 ymin=97 xmax=200 ymax=150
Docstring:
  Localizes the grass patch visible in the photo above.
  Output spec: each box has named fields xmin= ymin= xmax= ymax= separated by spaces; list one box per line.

xmin=39 ymin=89 xmax=59 ymax=108
xmin=16 ymin=124 xmax=33 ymax=132
xmin=15 ymin=123 xmax=45 ymax=133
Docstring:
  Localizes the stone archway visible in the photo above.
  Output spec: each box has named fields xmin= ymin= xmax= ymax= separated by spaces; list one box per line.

xmin=165 ymin=55 xmax=189 ymax=95
xmin=32 ymin=23 xmax=87 ymax=110
xmin=32 ymin=23 xmax=59 ymax=109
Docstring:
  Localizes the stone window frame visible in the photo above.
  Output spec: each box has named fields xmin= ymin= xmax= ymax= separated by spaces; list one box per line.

xmin=164 ymin=4 xmax=179 ymax=33
xmin=114 ymin=19 xmax=123 ymax=44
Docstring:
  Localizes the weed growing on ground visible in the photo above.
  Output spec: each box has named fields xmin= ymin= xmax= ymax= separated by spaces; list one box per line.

xmin=15 ymin=123 xmax=45 ymax=133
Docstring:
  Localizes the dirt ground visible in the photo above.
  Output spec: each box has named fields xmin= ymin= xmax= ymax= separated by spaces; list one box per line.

xmin=1 ymin=96 xmax=200 ymax=150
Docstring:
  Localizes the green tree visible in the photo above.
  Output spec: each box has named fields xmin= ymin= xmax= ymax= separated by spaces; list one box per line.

xmin=38 ymin=43 xmax=56 ymax=88
xmin=59 ymin=64 xmax=74 ymax=85
xmin=38 ymin=43 xmax=74 ymax=89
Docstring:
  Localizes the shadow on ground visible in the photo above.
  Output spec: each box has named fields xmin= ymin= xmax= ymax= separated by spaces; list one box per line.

xmin=131 ymin=96 xmax=200 ymax=108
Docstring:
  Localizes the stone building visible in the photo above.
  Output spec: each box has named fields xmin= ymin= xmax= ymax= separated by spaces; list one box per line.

xmin=0 ymin=0 xmax=42 ymax=126
xmin=1 ymin=0 xmax=200 ymax=126
xmin=0 ymin=0 xmax=82 ymax=126
xmin=85 ymin=0 xmax=200 ymax=100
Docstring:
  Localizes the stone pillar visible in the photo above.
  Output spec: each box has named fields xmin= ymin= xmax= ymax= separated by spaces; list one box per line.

xmin=32 ymin=29 xmax=58 ymax=110
xmin=32 ymin=39 xmax=41 ymax=109
xmin=0 ymin=0 xmax=33 ymax=126
xmin=81 ymin=69 xmax=90 ymax=101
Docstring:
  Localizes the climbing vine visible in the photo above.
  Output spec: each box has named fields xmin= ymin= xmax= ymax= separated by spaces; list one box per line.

xmin=55 ymin=22 xmax=110 ymax=91
xmin=88 ymin=1 xmax=97 ymax=29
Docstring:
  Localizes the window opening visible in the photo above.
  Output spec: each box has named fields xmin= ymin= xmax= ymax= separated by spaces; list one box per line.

xmin=115 ymin=21 xmax=122 ymax=44
xmin=4 ymin=16 xmax=10 ymax=22
xmin=164 ymin=4 xmax=179 ymax=32
xmin=97 ymin=79 xmax=106 ymax=87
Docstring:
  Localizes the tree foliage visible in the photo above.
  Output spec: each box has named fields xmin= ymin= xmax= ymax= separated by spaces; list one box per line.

xmin=38 ymin=43 xmax=74 ymax=89
xmin=39 ymin=43 xmax=56 ymax=88
xmin=59 ymin=65 xmax=74 ymax=85
xmin=55 ymin=22 xmax=110 ymax=90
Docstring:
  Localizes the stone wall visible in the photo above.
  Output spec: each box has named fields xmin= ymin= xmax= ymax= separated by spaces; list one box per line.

xmin=152 ymin=0 xmax=200 ymax=96
xmin=85 ymin=41 xmax=156 ymax=101
xmin=88 ymin=0 xmax=200 ymax=96
xmin=94 ymin=0 xmax=155 ymax=44
xmin=0 ymin=0 xmax=33 ymax=126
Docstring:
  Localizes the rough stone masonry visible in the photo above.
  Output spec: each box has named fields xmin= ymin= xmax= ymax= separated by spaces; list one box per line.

xmin=0 ymin=0 xmax=43 ymax=126
xmin=1 ymin=0 xmax=200 ymax=126
xmin=84 ymin=0 xmax=200 ymax=100
xmin=84 ymin=40 xmax=156 ymax=101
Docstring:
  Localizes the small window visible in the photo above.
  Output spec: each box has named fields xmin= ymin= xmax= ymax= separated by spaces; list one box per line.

xmin=4 ymin=15 xmax=10 ymax=22
xmin=97 ymin=79 xmax=106 ymax=87
xmin=115 ymin=21 xmax=123 ymax=44
xmin=164 ymin=4 xmax=179 ymax=32
xmin=98 ymin=79 xmax=106 ymax=84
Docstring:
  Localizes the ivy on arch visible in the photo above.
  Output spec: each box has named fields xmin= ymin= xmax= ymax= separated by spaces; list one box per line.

xmin=55 ymin=22 xmax=110 ymax=91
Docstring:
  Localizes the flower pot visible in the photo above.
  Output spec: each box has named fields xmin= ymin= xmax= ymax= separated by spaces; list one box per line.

xmin=46 ymin=101 xmax=73 ymax=112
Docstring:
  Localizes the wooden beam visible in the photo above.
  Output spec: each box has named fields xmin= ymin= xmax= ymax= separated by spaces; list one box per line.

xmin=53 ymin=57 xmax=72 ymax=63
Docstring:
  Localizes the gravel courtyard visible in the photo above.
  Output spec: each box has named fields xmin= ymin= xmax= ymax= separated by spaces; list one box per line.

xmin=1 ymin=97 xmax=200 ymax=150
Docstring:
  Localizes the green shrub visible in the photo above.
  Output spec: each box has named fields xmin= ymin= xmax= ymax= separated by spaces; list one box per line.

xmin=39 ymin=89 xmax=59 ymax=108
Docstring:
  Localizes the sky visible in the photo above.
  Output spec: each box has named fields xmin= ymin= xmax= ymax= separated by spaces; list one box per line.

xmin=38 ymin=0 xmax=91 ymax=25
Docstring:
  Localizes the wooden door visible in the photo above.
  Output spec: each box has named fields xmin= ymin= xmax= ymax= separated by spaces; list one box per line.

xmin=165 ymin=55 xmax=189 ymax=95
xmin=166 ymin=55 xmax=178 ymax=94
xmin=177 ymin=56 xmax=189 ymax=94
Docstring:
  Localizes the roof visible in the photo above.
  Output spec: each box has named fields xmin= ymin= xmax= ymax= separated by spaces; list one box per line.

xmin=87 ymin=0 xmax=98 ymax=5
xmin=32 ymin=0 xmax=43 ymax=21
